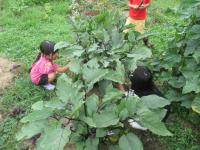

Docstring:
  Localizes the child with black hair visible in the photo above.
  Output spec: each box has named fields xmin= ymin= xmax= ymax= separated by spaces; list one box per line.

xmin=129 ymin=66 xmax=163 ymax=97
xmin=127 ymin=66 xmax=169 ymax=130
xmin=30 ymin=40 xmax=69 ymax=90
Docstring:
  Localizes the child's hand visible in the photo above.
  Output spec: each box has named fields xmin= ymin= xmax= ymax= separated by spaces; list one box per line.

xmin=56 ymin=65 xmax=69 ymax=73
xmin=129 ymin=4 xmax=140 ymax=9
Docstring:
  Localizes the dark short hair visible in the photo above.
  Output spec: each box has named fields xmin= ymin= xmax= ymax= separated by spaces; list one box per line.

xmin=130 ymin=66 xmax=153 ymax=90
xmin=40 ymin=40 xmax=56 ymax=55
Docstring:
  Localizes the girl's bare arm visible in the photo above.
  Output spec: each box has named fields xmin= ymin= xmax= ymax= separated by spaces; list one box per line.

xmin=56 ymin=66 xmax=69 ymax=73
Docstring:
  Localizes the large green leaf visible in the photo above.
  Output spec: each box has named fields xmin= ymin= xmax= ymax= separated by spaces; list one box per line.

xmin=82 ymin=111 xmax=119 ymax=128
xmin=168 ymin=76 xmax=186 ymax=89
xmin=56 ymin=74 xmax=85 ymax=115
xmin=96 ymin=128 xmax=107 ymax=138
xmin=111 ymin=28 xmax=123 ymax=49
xmin=191 ymin=24 xmax=200 ymax=33
xmin=125 ymin=96 xmax=140 ymax=115
xmin=141 ymin=95 xmax=170 ymax=109
xmin=21 ymin=108 xmax=53 ymax=123
xmin=119 ymin=133 xmax=143 ymax=150
xmin=126 ymin=58 xmax=137 ymax=72
xmin=193 ymin=48 xmax=200 ymax=63
xmin=192 ymin=97 xmax=200 ymax=115
xmin=119 ymin=108 xmax=129 ymax=121
xmin=160 ymin=53 xmax=181 ymax=69
xmin=32 ymin=101 xmax=44 ymax=110
xmin=88 ymin=43 xmax=98 ymax=52
xmin=102 ymin=86 xmax=124 ymax=103
xmin=56 ymin=74 xmax=73 ymax=103
xmin=86 ymin=94 xmax=99 ymax=117
xmin=182 ymin=75 xmax=200 ymax=94
xmin=104 ymin=61 xmax=125 ymax=84
xmin=54 ymin=41 xmax=70 ymax=51
xmin=69 ymin=59 xmax=82 ymax=74
xmin=127 ymin=47 xmax=152 ymax=61
xmin=136 ymin=32 xmax=158 ymax=40
xmin=36 ymin=125 xmax=71 ymax=150
xmin=87 ymin=58 xmax=100 ymax=69
xmin=150 ymin=109 xmax=168 ymax=121
xmin=84 ymin=138 xmax=99 ymax=150
xmin=45 ymin=99 xmax=65 ymax=110
xmin=138 ymin=109 xmax=172 ymax=136
xmin=81 ymin=116 xmax=96 ymax=127
xmin=82 ymin=66 xmax=108 ymax=86
xmin=16 ymin=120 xmax=48 ymax=141
xmin=93 ymin=111 xmax=119 ymax=128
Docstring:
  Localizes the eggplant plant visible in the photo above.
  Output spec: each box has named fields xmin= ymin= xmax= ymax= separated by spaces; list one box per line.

xmin=16 ymin=11 xmax=172 ymax=150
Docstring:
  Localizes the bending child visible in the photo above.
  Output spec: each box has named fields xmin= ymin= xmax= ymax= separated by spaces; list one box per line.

xmin=29 ymin=40 xmax=69 ymax=90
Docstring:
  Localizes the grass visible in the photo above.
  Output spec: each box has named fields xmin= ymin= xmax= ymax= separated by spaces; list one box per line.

xmin=0 ymin=0 xmax=200 ymax=150
xmin=0 ymin=0 xmax=71 ymax=65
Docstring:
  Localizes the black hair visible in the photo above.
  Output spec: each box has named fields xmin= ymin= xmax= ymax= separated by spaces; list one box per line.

xmin=29 ymin=40 xmax=56 ymax=73
xmin=130 ymin=66 xmax=170 ymax=121
xmin=130 ymin=66 xmax=163 ymax=97
xmin=40 ymin=40 xmax=56 ymax=55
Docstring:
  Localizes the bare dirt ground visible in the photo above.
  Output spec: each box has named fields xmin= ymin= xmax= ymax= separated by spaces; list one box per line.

xmin=0 ymin=56 xmax=21 ymax=122
xmin=0 ymin=56 xmax=20 ymax=94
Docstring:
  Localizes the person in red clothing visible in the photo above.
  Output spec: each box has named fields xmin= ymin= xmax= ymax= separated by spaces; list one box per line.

xmin=124 ymin=0 xmax=151 ymax=33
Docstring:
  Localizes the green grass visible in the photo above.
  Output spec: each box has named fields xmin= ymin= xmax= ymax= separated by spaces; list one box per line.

xmin=0 ymin=0 xmax=71 ymax=65
xmin=160 ymin=114 xmax=200 ymax=150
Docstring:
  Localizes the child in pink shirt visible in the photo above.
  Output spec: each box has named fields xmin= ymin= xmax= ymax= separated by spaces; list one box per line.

xmin=30 ymin=40 xmax=69 ymax=90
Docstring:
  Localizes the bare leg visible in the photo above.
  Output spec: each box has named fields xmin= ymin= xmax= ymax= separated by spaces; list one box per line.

xmin=48 ymin=72 xmax=56 ymax=83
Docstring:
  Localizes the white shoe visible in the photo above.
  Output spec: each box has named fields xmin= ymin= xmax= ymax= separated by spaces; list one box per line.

xmin=107 ymin=130 xmax=114 ymax=136
xmin=128 ymin=119 xmax=147 ymax=131
xmin=43 ymin=83 xmax=55 ymax=90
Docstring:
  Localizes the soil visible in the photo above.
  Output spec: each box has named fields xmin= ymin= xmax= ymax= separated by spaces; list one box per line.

xmin=0 ymin=56 xmax=21 ymax=94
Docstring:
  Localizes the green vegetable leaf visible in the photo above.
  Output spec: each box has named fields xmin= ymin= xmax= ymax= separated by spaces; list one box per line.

xmin=45 ymin=99 xmax=65 ymax=110
xmin=119 ymin=133 xmax=143 ymax=150
xmin=84 ymin=138 xmax=99 ymax=150
xmin=141 ymin=95 xmax=170 ymax=109
xmin=86 ymin=94 xmax=99 ymax=117
xmin=119 ymin=109 xmax=129 ymax=121
xmin=182 ymin=75 xmax=200 ymax=94
xmin=69 ymin=59 xmax=82 ymax=74
xmin=104 ymin=61 xmax=125 ymax=84
xmin=83 ymin=66 xmax=108 ymax=86
xmin=125 ymin=96 xmax=140 ymax=115
xmin=111 ymin=28 xmax=123 ymax=49
xmin=54 ymin=41 xmax=70 ymax=51
xmin=56 ymin=74 xmax=85 ymax=115
xmin=21 ymin=108 xmax=53 ymax=123
xmin=127 ymin=47 xmax=152 ymax=60
xmin=96 ymin=128 xmax=107 ymax=138
xmin=16 ymin=120 xmax=48 ymax=141
xmin=32 ymin=101 xmax=44 ymax=110
xmin=93 ymin=111 xmax=119 ymax=128
xmin=168 ymin=76 xmax=186 ymax=88
xmin=102 ymin=86 xmax=124 ymax=103
xmin=82 ymin=111 xmax=119 ymax=128
xmin=192 ymin=97 xmax=200 ymax=115
xmin=138 ymin=109 xmax=172 ymax=136
xmin=36 ymin=125 xmax=71 ymax=150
